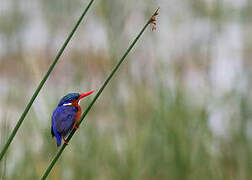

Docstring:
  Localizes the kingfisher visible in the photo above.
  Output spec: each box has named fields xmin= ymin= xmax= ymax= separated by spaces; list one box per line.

xmin=51 ymin=90 xmax=94 ymax=147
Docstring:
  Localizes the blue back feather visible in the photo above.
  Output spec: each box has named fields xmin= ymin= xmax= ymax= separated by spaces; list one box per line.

xmin=51 ymin=105 xmax=78 ymax=147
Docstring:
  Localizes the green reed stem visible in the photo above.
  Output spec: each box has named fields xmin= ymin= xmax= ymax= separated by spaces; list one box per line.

xmin=0 ymin=0 xmax=95 ymax=161
xmin=40 ymin=7 xmax=160 ymax=180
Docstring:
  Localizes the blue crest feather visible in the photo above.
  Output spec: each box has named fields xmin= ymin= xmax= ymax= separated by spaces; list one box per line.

xmin=58 ymin=93 xmax=79 ymax=106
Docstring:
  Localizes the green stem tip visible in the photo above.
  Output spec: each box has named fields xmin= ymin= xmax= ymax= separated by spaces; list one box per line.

xmin=40 ymin=7 xmax=160 ymax=180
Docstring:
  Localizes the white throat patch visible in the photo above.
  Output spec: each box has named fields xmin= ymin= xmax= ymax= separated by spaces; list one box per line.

xmin=63 ymin=103 xmax=72 ymax=106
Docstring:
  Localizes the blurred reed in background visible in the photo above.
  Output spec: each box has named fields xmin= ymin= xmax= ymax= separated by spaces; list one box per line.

xmin=1 ymin=0 xmax=252 ymax=179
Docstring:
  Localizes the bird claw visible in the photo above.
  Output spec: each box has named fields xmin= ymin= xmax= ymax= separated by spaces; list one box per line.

xmin=63 ymin=136 xmax=69 ymax=145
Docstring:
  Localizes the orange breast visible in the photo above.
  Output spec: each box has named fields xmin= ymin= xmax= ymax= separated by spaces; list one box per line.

xmin=74 ymin=105 xmax=82 ymax=124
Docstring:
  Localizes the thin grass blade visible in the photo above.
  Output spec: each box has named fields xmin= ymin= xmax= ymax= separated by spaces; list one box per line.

xmin=40 ymin=7 xmax=160 ymax=180
xmin=0 ymin=0 xmax=95 ymax=161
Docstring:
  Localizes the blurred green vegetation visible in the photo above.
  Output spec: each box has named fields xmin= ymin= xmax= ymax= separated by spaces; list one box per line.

xmin=1 ymin=0 xmax=252 ymax=179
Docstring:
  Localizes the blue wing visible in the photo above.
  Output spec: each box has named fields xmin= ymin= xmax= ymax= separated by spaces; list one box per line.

xmin=52 ymin=105 xmax=77 ymax=137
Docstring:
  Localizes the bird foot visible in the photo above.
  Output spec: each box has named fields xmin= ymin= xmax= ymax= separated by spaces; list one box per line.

xmin=63 ymin=136 xmax=68 ymax=145
xmin=74 ymin=125 xmax=80 ymax=129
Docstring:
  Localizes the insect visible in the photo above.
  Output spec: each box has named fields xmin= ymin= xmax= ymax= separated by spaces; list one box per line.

xmin=51 ymin=90 xmax=94 ymax=147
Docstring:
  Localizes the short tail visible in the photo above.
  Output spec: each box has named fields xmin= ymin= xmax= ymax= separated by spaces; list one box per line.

xmin=52 ymin=125 xmax=62 ymax=147
xmin=55 ymin=134 xmax=62 ymax=147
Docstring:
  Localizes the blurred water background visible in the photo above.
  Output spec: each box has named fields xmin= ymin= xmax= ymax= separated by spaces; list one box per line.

xmin=1 ymin=0 xmax=252 ymax=179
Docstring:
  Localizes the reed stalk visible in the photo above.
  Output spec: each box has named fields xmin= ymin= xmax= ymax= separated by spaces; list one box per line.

xmin=0 ymin=0 xmax=95 ymax=161
xmin=40 ymin=7 xmax=160 ymax=180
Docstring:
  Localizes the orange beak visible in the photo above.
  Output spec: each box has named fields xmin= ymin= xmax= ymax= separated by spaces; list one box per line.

xmin=79 ymin=90 xmax=95 ymax=100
